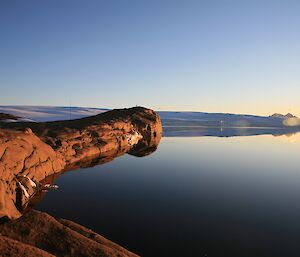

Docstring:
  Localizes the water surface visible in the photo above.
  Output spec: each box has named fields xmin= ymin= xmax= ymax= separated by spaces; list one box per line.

xmin=36 ymin=131 xmax=300 ymax=257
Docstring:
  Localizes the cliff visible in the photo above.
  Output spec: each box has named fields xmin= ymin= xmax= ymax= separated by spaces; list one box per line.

xmin=0 ymin=107 xmax=162 ymax=257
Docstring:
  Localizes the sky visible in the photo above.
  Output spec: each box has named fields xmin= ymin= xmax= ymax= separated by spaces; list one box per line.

xmin=1 ymin=0 xmax=300 ymax=116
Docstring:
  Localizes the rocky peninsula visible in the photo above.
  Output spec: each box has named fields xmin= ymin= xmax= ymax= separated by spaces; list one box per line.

xmin=0 ymin=107 xmax=162 ymax=257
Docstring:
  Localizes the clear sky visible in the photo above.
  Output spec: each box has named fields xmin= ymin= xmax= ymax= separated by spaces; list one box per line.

xmin=1 ymin=0 xmax=300 ymax=116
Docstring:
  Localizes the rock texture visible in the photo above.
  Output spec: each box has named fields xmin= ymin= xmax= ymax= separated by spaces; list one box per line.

xmin=0 ymin=107 xmax=162 ymax=257
xmin=0 ymin=107 xmax=161 ymax=219
xmin=0 ymin=129 xmax=65 ymax=219
xmin=0 ymin=235 xmax=54 ymax=257
xmin=0 ymin=209 xmax=138 ymax=257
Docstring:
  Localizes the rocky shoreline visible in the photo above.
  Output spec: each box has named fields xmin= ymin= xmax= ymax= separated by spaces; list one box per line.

xmin=0 ymin=107 xmax=162 ymax=256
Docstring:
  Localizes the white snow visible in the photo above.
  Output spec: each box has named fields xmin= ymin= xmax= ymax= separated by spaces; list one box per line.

xmin=0 ymin=106 xmax=109 ymax=122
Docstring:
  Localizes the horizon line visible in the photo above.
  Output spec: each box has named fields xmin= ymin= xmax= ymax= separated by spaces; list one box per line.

xmin=0 ymin=104 xmax=298 ymax=118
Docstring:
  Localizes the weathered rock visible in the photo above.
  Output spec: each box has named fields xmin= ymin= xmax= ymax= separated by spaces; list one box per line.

xmin=0 ymin=107 xmax=162 ymax=256
xmin=2 ymin=107 xmax=162 ymax=166
xmin=0 ymin=107 xmax=161 ymax=220
xmin=0 ymin=235 xmax=54 ymax=257
xmin=0 ymin=130 xmax=65 ymax=219
xmin=0 ymin=209 xmax=138 ymax=257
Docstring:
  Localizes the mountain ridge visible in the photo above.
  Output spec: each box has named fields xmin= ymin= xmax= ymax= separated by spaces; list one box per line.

xmin=270 ymin=113 xmax=297 ymax=119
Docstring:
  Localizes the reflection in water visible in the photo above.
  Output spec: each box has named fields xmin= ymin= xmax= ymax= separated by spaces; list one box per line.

xmin=27 ymin=173 xmax=61 ymax=212
xmin=1 ymin=125 xmax=296 ymax=257
xmin=275 ymin=132 xmax=300 ymax=143
xmin=34 ymin=129 xmax=300 ymax=257
xmin=0 ymin=122 xmax=162 ymax=221
xmin=163 ymin=126 xmax=300 ymax=138
xmin=129 ymin=130 xmax=161 ymax=157
xmin=28 ymin=131 xmax=162 ymax=210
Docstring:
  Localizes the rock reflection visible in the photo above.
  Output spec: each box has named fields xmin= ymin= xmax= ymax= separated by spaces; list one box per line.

xmin=27 ymin=132 xmax=162 ymax=210
xmin=0 ymin=107 xmax=162 ymax=220
xmin=129 ymin=129 xmax=162 ymax=157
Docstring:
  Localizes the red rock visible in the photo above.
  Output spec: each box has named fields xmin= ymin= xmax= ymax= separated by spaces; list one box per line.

xmin=0 ymin=107 xmax=162 ymax=257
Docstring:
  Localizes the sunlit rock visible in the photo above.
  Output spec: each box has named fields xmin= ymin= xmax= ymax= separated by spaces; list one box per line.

xmin=0 ymin=107 xmax=162 ymax=220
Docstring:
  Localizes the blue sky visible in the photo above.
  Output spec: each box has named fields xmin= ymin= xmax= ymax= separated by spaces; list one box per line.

xmin=1 ymin=0 xmax=300 ymax=116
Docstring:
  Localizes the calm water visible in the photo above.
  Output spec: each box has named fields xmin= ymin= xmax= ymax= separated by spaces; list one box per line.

xmin=36 ymin=131 xmax=300 ymax=257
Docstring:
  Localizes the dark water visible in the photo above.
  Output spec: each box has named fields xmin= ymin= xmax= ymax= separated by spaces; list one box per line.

xmin=36 ymin=131 xmax=300 ymax=257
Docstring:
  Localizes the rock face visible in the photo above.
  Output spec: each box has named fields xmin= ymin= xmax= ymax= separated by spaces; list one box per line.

xmin=0 ymin=129 xmax=65 ymax=219
xmin=0 ymin=107 xmax=162 ymax=257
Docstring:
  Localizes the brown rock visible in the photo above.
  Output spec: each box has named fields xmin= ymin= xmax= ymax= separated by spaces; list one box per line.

xmin=0 ymin=130 xmax=65 ymax=219
xmin=0 ymin=210 xmax=138 ymax=257
xmin=0 ymin=107 xmax=161 ymax=256
xmin=0 ymin=235 xmax=54 ymax=257
xmin=0 ymin=107 xmax=162 ymax=220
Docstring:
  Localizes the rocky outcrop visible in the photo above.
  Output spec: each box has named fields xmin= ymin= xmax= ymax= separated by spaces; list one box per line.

xmin=0 ymin=107 xmax=161 ymax=220
xmin=0 ymin=129 xmax=65 ymax=219
xmin=0 ymin=107 xmax=162 ymax=256
xmin=0 ymin=209 xmax=138 ymax=257
xmin=2 ymin=107 xmax=162 ymax=166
